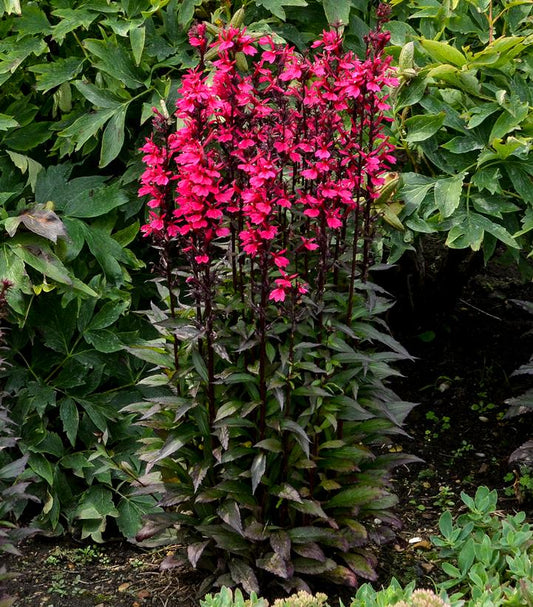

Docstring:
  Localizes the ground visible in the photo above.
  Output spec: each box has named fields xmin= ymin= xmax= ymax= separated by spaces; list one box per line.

xmin=2 ymin=247 xmax=533 ymax=606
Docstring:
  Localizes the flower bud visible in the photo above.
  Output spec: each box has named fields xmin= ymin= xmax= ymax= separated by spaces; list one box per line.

xmin=230 ymin=8 xmax=245 ymax=28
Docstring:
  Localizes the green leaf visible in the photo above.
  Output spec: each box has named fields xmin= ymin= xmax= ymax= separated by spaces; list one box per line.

xmin=99 ymin=105 xmax=128 ymax=167
xmin=420 ymin=39 xmax=467 ymax=67
xmin=327 ymin=486 xmax=384 ymax=509
xmin=0 ymin=113 xmax=19 ymax=130
xmin=83 ymin=39 xmax=145 ymax=89
xmin=322 ymin=0 xmax=350 ymax=25
xmin=434 ymin=173 xmax=465 ymax=218
xmin=254 ymin=0 xmax=308 ymax=21
xmin=59 ymin=398 xmax=79 ymax=448
xmin=28 ymin=453 xmax=54 ymax=486
xmin=76 ymin=486 xmax=119 ymax=520
xmin=84 ymin=329 xmax=124 ymax=353
xmin=73 ymin=81 xmax=124 ymax=109
xmin=404 ymin=112 xmax=446 ymax=143
xmin=489 ymin=104 xmax=529 ymax=142
xmin=59 ymin=108 xmax=116 ymax=151
xmin=178 ymin=0 xmax=202 ymax=27
xmin=88 ymin=300 xmax=129 ymax=331
xmin=117 ymin=495 xmax=158 ymax=539
xmin=129 ymin=25 xmax=146 ymax=66
xmin=11 ymin=241 xmax=73 ymax=286
xmin=28 ymin=57 xmax=85 ymax=93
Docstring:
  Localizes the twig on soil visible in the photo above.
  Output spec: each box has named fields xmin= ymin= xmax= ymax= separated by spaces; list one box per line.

xmin=459 ymin=298 xmax=502 ymax=321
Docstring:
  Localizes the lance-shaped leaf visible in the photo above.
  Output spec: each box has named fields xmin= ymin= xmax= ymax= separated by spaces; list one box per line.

xmin=293 ymin=557 xmax=336 ymax=575
xmin=342 ymin=552 xmax=378 ymax=581
xmin=251 ymin=453 xmax=266 ymax=495
xmin=228 ymin=559 xmax=260 ymax=594
xmin=256 ymin=551 xmax=294 ymax=579
xmin=270 ymin=530 xmax=291 ymax=561
xmin=28 ymin=57 xmax=85 ymax=93
xmin=188 ymin=540 xmax=210 ymax=568
xmin=217 ymin=501 xmax=244 ymax=536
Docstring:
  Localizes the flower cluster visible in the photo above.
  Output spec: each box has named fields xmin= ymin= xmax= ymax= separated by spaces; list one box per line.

xmin=138 ymin=18 xmax=397 ymax=300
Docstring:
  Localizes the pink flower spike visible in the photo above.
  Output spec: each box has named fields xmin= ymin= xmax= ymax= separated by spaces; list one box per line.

xmin=195 ymin=254 xmax=210 ymax=264
xmin=269 ymin=288 xmax=286 ymax=302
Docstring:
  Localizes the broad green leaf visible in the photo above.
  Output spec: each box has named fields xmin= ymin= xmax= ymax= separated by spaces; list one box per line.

xmin=76 ymin=486 xmax=119 ymax=520
xmin=73 ymin=81 xmax=124 ymax=109
xmin=0 ymin=114 xmax=18 ymax=130
xmin=99 ymin=105 xmax=128 ymax=167
xmin=489 ymin=103 xmax=529 ymax=142
xmin=117 ymin=495 xmax=159 ymax=539
xmin=254 ymin=0 xmax=308 ymax=20
xmin=28 ymin=453 xmax=54 ymax=486
xmin=51 ymin=8 xmax=98 ymax=43
xmin=84 ymin=329 xmax=124 ymax=353
xmin=420 ymin=39 xmax=467 ymax=67
xmin=83 ymin=39 xmax=146 ymax=89
xmin=434 ymin=173 xmax=465 ymax=218
xmin=17 ymin=5 xmax=52 ymax=35
xmin=79 ymin=223 xmax=127 ymax=282
xmin=11 ymin=241 xmax=72 ymax=286
xmin=59 ymin=398 xmax=79 ymax=447
xmin=88 ymin=300 xmax=129 ymax=330
xmin=1 ymin=0 xmax=21 ymax=15
xmin=59 ymin=108 xmax=116 ymax=151
xmin=404 ymin=112 xmax=445 ymax=143
xmin=441 ymin=135 xmax=483 ymax=154
xmin=322 ymin=0 xmax=350 ymax=25
xmin=5 ymin=151 xmax=43 ymax=191
xmin=327 ymin=486 xmax=384 ymax=509
xmin=129 ymin=25 xmax=146 ymax=66
xmin=178 ymin=0 xmax=202 ymax=27
xmin=3 ymin=122 xmax=52 ymax=151
xmin=28 ymin=57 xmax=85 ymax=93
xmin=395 ymin=75 xmax=427 ymax=110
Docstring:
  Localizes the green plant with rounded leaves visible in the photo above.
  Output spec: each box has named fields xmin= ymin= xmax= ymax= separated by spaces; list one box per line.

xmin=386 ymin=0 xmax=533 ymax=267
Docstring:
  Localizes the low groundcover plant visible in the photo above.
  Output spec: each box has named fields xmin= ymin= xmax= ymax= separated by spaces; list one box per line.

xmin=129 ymin=6 xmax=418 ymax=596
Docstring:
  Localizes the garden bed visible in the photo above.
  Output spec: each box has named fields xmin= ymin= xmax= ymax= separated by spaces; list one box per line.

xmin=3 ymin=253 xmax=533 ymax=606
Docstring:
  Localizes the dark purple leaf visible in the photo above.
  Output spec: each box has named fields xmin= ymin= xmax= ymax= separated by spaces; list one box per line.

xmin=293 ymin=542 xmax=326 ymax=562
xmin=217 ymin=501 xmax=244 ymax=536
xmin=160 ymin=554 xmax=188 ymax=571
xmin=244 ymin=519 xmax=267 ymax=541
xmin=187 ymin=540 xmax=210 ymax=568
xmin=322 ymin=565 xmax=358 ymax=587
xmin=342 ymin=552 xmax=378 ymax=581
xmin=256 ymin=552 xmax=294 ymax=580
xmin=270 ymin=530 xmax=291 ymax=561
xmin=275 ymin=483 xmax=303 ymax=503
xmin=292 ymin=557 xmax=336 ymax=575
xmin=251 ymin=453 xmax=266 ymax=495
xmin=228 ymin=559 xmax=260 ymax=594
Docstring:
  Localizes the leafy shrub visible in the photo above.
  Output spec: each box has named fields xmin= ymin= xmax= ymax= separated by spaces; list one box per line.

xmin=432 ymin=486 xmax=533 ymax=606
xmin=387 ymin=0 xmax=533 ymax=267
xmin=130 ymin=14 xmax=418 ymax=596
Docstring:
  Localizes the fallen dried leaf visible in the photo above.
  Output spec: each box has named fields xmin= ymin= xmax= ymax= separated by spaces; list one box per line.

xmin=137 ymin=589 xmax=151 ymax=599
xmin=118 ymin=582 xmax=131 ymax=592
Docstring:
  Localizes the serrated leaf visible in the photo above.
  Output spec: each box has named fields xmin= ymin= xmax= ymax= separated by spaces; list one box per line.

xmin=270 ymin=530 xmax=291 ymax=561
xmin=343 ymin=552 xmax=378 ymax=581
xmin=28 ymin=57 xmax=85 ymax=93
xmin=217 ymin=501 xmax=244 ymax=536
xmin=228 ymin=559 xmax=260 ymax=595
xmin=256 ymin=552 xmax=293 ymax=579
xmin=76 ymin=486 xmax=119 ymax=520
xmin=59 ymin=108 xmax=116 ymax=151
xmin=83 ymin=39 xmax=145 ymax=89
xmin=28 ymin=453 xmax=54 ymax=486
xmin=117 ymin=495 xmax=159 ymax=539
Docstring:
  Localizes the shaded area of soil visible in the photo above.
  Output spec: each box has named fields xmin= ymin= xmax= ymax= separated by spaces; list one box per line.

xmin=3 ymin=249 xmax=533 ymax=605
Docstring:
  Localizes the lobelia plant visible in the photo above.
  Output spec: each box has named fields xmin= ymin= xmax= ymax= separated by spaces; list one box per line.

xmin=129 ymin=9 xmax=418 ymax=595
